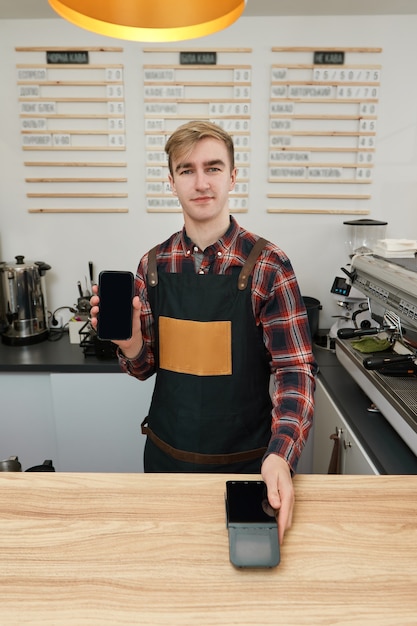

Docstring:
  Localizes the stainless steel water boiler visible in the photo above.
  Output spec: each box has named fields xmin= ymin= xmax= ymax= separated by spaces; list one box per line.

xmin=0 ymin=255 xmax=51 ymax=346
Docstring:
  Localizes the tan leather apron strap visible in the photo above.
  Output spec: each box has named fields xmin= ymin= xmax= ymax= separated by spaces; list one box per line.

xmin=147 ymin=245 xmax=158 ymax=287
xmin=141 ymin=418 xmax=266 ymax=465
xmin=237 ymin=237 xmax=268 ymax=290
xmin=328 ymin=431 xmax=342 ymax=474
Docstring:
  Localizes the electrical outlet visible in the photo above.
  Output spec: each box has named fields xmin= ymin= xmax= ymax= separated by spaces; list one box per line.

xmin=49 ymin=315 xmax=63 ymax=329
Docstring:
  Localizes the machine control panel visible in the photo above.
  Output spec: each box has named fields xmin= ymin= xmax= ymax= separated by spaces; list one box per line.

xmin=331 ymin=276 xmax=351 ymax=297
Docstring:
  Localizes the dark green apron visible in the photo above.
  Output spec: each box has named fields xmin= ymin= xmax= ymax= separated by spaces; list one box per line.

xmin=142 ymin=239 xmax=272 ymax=473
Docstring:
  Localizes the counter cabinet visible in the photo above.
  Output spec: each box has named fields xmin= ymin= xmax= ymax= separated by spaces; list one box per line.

xmin=1 ymin=370 xmax=375 ymax=475
xmin=312 ymin=378 xmax=378 ymax=474
xmin=1 ymin=338 xmax=416 ymax=474
xmin=0 ymin=371 xmax=153 ymax=472
xmin=313 ymin=344 xmax=417 ymax=475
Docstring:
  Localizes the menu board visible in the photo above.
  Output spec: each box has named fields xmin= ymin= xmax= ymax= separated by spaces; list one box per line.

xmin=267 ymin=46 xmax=382 ymax=214
xmin=15 ymin=45 xmax=382 ymax=216
xmin=142 ymin=47 xmax=252 ymax=213
xmin=16 ymin=46 xmax=128 ymax=213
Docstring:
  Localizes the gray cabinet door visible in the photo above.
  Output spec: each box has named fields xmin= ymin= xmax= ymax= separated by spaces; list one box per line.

xmin=51 ymin=373 xmax=154 ymax=472
xmin=313 ymin=378 xmax=378 ymax=475
xmin=0 ymin=373 xmax=57 ymax=470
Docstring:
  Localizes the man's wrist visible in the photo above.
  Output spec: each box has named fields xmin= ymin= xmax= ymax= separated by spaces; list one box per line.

xmin=118 ymin=342 xmax=143 ymax=362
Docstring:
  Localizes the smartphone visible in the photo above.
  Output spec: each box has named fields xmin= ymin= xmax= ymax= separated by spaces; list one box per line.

xmin=225 ymin=480 xmax=280 ymax=568
xmin=97 ymin=270 xmax=134 ymax=341
xmin=226 ymin=480 xmax=276 ymax=525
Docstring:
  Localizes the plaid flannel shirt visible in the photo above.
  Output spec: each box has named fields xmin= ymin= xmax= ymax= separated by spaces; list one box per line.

xmin=119 ymin=216 xmax=317 ymax=472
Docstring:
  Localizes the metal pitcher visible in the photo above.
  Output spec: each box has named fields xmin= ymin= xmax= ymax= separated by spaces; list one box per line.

xmin=0 ymin=255 xmax=51 ymax=345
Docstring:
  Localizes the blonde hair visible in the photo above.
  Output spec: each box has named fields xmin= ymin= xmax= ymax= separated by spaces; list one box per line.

xmin=165 ymin=120 xmax=235 ymax=175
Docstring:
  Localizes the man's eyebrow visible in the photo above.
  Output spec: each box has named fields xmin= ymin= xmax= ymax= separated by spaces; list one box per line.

xmin=175 ymin=158 xmax=226 ymax=172
xmin=175 ymin=161 xmax=192 ymax=172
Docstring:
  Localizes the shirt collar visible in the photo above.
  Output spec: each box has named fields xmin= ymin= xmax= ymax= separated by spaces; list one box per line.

xmin=181 ymin=216 xmax=240 ymax=257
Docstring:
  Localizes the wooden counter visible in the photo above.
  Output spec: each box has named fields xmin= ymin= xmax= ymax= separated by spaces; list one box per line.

xmin=1 ymin=473 xmax=416 ymax=625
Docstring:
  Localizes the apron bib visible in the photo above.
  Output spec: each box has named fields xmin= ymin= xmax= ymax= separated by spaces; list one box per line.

xmin=143 ymin=239 xmax=272 ymax=473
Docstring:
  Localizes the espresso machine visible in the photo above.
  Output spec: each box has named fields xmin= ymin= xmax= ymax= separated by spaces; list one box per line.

xmin=335 ymin=251 xmax=417 ymax=457
xmin=329 ymin=219 xmax=387 ymax=341
xmin=0 ymin=255 xmax=51 ymax=345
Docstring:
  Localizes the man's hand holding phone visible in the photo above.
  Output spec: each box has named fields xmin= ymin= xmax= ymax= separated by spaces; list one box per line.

xmin=89 ymin=273 xmax=143 ymax=360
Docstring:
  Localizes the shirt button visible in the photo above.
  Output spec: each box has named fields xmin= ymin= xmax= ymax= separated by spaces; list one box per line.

xmin=217 ymin=251 xmax=222 ymax=257
xmin=186 ymin=250 xmax=191 ymax=256
xmin=193 ymin=245 xmax=199 ymax=252
xmin=198 ymin=269 xmax=204 ymax=275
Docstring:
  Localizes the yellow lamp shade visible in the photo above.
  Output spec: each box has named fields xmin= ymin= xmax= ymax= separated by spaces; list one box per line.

xmin=48 ymin=0 xmax=247 ymax=42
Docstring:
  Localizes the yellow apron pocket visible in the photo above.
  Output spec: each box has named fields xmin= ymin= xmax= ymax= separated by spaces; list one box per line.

xmin=159 ymin=316 xmax=232 ymax=376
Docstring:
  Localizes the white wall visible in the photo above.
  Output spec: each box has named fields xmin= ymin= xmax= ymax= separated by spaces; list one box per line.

xmin=1 ymin=14 xmax=417 ymax=328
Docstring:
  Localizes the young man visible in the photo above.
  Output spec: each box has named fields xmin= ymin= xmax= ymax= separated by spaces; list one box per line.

xmin=90 ymin=121 xmax=317 ymax=543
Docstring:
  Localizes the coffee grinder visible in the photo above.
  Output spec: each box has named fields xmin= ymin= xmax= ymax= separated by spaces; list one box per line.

xmin=328 ymin=219 xmax=388 ymax=342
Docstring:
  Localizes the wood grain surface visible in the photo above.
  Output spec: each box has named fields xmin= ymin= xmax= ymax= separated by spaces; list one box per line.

xmin=0 ymin=473 xmax=416 ymax=625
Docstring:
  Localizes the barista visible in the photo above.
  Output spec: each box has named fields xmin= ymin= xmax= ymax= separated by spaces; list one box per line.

xmin=90 ymin=121 xmax=317 ymax=543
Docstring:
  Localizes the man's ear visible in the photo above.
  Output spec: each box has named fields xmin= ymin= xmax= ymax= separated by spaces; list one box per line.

xmin=168 ymin=173 xmax=177 ymax=195
xmin=230 ymin=167 xmax=237 ymax=191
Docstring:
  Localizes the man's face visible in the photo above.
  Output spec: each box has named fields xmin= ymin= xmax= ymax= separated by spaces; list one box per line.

xmin=168 ymin=137 xmax=236 ymax=227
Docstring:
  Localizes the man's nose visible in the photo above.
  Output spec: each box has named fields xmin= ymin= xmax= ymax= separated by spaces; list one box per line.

xmin=195 ymin=170 xmax=209 ymax=189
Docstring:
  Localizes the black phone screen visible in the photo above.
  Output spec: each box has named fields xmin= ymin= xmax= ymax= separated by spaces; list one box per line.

xmin=97 ymin=270 xmax=134 ymax=340
xmin=226 ymin=481 xmax=277 ymax=525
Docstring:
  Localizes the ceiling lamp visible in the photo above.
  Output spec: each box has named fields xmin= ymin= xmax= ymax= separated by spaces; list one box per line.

xmin=48 ymin=0 xmax=247 ymax=42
